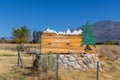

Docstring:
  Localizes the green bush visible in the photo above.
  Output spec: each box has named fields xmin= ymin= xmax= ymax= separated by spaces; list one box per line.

xmin=104 ymin=40 xmax=116 ymax=45
xmin=12 ymin=38 xmax=27 ymax=43
xmin=39 ymin=54 xmax=56 ymax=72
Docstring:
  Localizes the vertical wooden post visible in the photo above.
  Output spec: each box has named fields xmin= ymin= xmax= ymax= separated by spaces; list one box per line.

xmin=56 ymin=54 xmax=59 ymax=80
xmin=18 ymin=46 xmax=20 ymax=66
xmin=20 ymin=57 xmax=24 ymax=68
xmin=96 ymin=61 xmax=99 ymax=80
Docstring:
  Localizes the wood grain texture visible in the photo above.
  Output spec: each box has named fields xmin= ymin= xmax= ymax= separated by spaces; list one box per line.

xmin=41 ymin=32 xmax=95 ymax=53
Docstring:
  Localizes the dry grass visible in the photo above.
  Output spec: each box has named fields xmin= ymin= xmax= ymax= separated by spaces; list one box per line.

xmin=0 ymin=43 xmax=40 ymax=52
xmin=0 ymin=58 xmax=119 ymax=80
xmin=0 ymin=45 xmax=120 ymax=80
xmin=0 ymin=49 xmax=17 ymax=56
xmin=59 ymin=69 xmax=113 ymax=80
xmin=96 ymin=45 xmax=120 ymax=60
xmin=96 ymin=45 xmax=120 ymax=55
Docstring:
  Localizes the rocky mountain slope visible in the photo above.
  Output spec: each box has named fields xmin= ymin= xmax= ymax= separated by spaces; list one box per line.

xmin=77 ymin=21 xmax=120 ymax=42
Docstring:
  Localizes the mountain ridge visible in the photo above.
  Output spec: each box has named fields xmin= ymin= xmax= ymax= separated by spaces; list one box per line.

xmin=76 ymin=20 xmax=120 ymax=42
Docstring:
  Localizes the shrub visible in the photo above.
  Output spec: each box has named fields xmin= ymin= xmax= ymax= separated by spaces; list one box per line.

xmin=39 ymin=54 xmax=56 ymax=72
xmin=104 ymin=40 xmax=116 ymax=45
xmin=12 ymin=38 xmax=27 ymax=43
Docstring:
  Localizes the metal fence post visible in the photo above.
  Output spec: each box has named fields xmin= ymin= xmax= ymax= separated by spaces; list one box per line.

xmin=56 ymin=54 xmax=59 ymax=80
xmin=96 ymin=61 xmax=99 ymax=80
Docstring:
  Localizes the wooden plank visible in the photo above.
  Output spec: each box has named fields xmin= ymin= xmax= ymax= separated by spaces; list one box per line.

xmin=41 ymin=32 xmax=95 ymax=53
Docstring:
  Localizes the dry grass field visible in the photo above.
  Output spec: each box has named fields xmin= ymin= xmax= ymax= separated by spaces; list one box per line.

xmin=0 ymin=44 xmax=120 ymax=80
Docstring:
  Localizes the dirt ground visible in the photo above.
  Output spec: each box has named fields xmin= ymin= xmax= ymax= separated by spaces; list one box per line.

xmin=0 ymin=57 xmax=15 ymax=73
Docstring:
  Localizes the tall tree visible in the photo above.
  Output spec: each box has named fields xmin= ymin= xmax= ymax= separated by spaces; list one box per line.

xmin=32 ymin=31 xmax=42 ymax=43
xmin=12 ymin=25 xmax=30 ymax=43
xmin=80 ymin=22 xmax=96 ymax=50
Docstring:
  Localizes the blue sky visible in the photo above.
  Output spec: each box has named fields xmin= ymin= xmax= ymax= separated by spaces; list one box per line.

xmin=0 ymin=0 xmax=120 ymax=37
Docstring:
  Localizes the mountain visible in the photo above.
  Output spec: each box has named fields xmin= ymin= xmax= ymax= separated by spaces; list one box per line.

xmin=0 ymin=36 xmax=13 ymax=40
xmin=76 ymin=21 xmax=120 ymax=42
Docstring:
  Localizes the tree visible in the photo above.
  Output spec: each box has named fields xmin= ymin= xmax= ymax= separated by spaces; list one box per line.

xmin=32 ymin=31 xmax=42 ymax=43
xmin=80 ymin=22 xmax=96 ymax=50
xmin=0 ymin=37 xmax=6 ymax=43
xmin=1 ymin=37 xmax=5 ymax=40
xmin=12 ymin=25 xmax=30 ymax=43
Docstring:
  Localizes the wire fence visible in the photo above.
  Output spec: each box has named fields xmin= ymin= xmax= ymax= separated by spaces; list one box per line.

xmin=15 ymin=44 xmax=100 ymax=80
xmin=18 ymin=52 xmax=59 ymax=80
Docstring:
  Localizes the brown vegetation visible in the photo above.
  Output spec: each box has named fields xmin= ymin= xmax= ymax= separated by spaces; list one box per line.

xmin=96 ymin=45 xmax=120 ymax=60
xmin=0 ymin=45 xmax=120 ymax=80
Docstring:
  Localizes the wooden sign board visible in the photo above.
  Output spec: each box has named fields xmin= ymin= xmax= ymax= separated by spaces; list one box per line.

xmin=41 ymin=32 xmax=95 ymax=54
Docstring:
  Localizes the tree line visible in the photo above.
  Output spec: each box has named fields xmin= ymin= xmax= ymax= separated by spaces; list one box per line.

xmin=0 ymin=25 xmax=42 ymax=43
